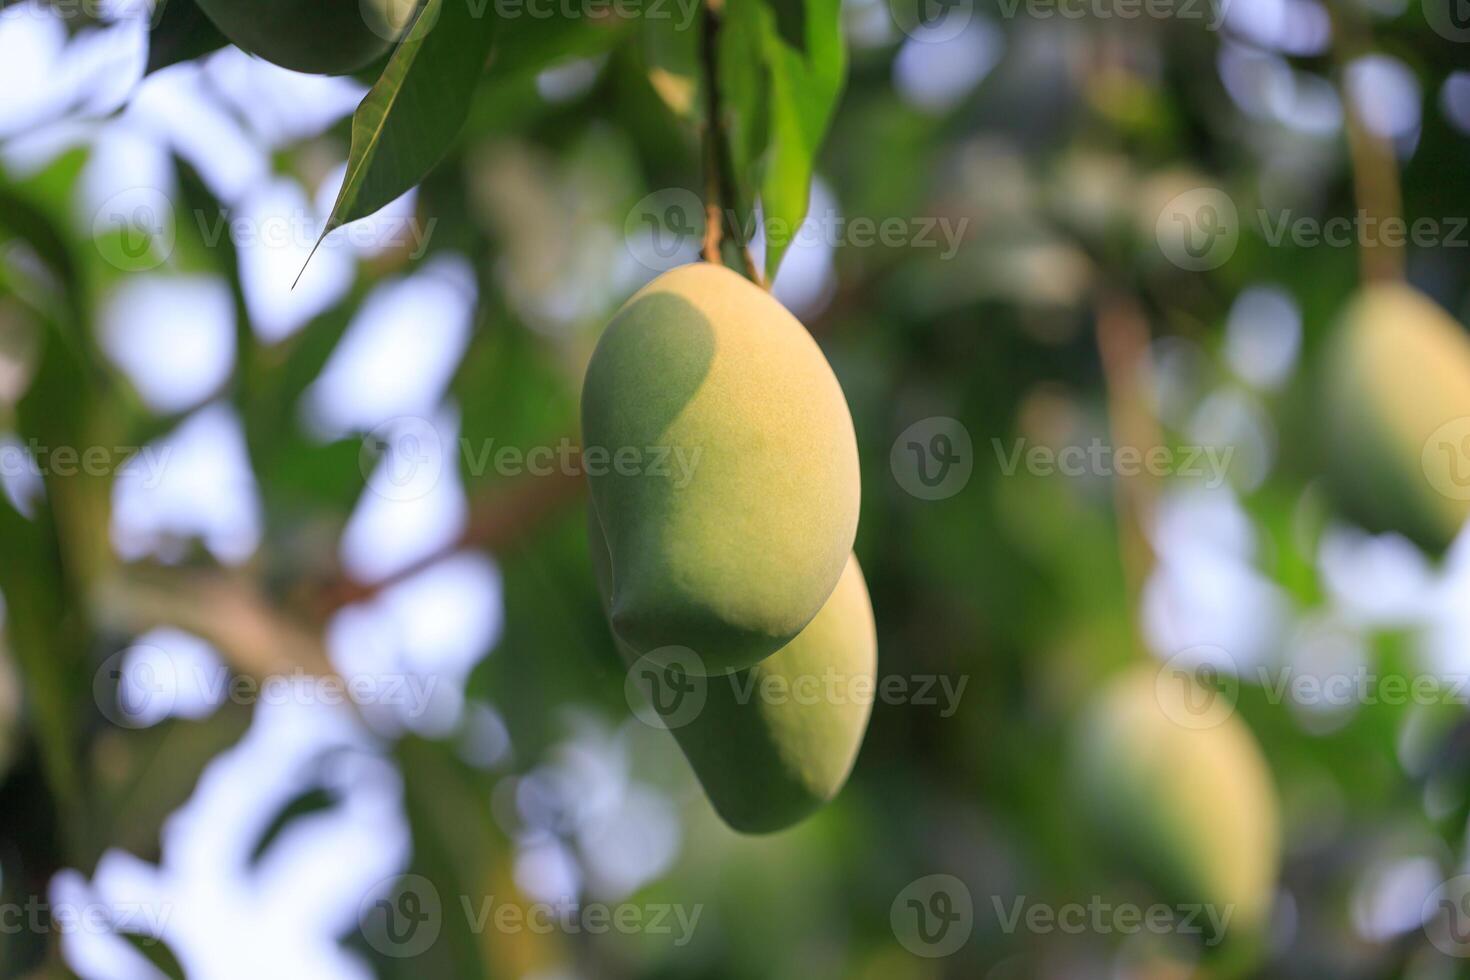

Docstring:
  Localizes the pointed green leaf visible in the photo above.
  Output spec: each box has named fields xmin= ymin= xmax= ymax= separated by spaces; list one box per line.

xmin=316 ymin=0 xmax=497 ymax=251
xmin=766 ymin=0 xmax=807 ymax=54
xmin=117 ymin=931 xmax=187 ymax=980
xmin=250 ymin=785 xmax=339 ymax=865
xmin=757 ymin=0 xmax=844 ymax=280
xmin=719 ymin=0 xmax=845 ymax=282
xmin=717 ymin=0 xmax=771 ymax=228
xmin=145 ymin=0 xmax=227 ymax=75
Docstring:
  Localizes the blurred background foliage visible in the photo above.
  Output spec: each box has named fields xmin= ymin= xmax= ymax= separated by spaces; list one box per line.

xmin=2 ymin=0 xmax=1470 ymax=976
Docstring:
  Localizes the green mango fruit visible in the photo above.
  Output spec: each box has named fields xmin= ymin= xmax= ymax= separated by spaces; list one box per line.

xmin=194 ymin=0 xmax=413 ymax=75
xmin=1072 ymin=667 xmax=1279 ymax=940
xmin=1323 ymin=283 xmax=1470 ymax=551
xmin=590 ymin=508 xmax=875 ymax=834
xmin=581 ymin=262 xmax=861 ymax=674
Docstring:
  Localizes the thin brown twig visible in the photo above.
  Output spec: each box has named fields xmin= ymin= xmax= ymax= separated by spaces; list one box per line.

xmin=1330 ymin=5 xmax=1405 ymax=284
xmin=94 ymin=565 xmax=335 ymax=678
xmin=699 ymin=0 xmax=765 ymax=286
xmin=700 ymin=2 xmax=724 ymax=265
xmin=1093 ymin=288 xmax=1161 ymax=648
xmin=702 ymin=133 xmax=723 ymax=263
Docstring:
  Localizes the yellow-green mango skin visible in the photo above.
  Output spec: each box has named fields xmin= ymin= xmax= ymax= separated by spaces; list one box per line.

xmin=581 ymin=262 xmax=861 ymax=674
xmin=194 ymin=0 xmax=406 ymax=75
xmin=1324 ymin=283 xmax=1470 ymax=551
xmin=1072 ymin=668 xmax=1280 ymax=939
xmin=590 ymin=509 xmax=875 ymax=834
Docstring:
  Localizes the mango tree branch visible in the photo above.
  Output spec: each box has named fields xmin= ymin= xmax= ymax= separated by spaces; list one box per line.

xmin=315 ymin=462 xmax=587 ymax=612
xmin=700 ymin=0 xmax=764 ymax=285
xmin=1093 ymin=287 xmax=1162 ymax=649
xmin=1331 ymin=6 xmax=1405 ymax=284
xmin=93 ymin=565 xmax=335 ymax=679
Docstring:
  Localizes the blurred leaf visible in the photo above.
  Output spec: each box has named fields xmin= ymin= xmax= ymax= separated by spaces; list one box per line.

xmin=488 ymin=7 xmax=627 ymax=80
xmin=766 ymin=0 xmax=806 ymax=55
xmin=249 ymin=784 xmax=339 ymax=865
xmin=93 ymin=708 xmax=252 ymax=863
xmin=316 ymin=0 xmax=497 ymax=250
xmin=639 ymin=6 xmax=700 ymax=121
xmin=118 ymin=930 xmax=186 ymax=980
xmin=0 ymin=500 xmax=84 ymax=842
xmin=233 ymin=303 xmax=363 ymax=516
xmin=371 ymin=738 xmax=502 ymax=979
xmin=0 ymin=184 xmax=87 ymax=331
xmin=145 ymin=0 xmax=227 ymax=75
xmin=471 ymin=508 xmax=618 ymax=760
xmin=0 ymin=324 xmax=112 ymax=849
xmin=451 ymin=314 xmax=578 ymax=497
xmin=463 ymin=13 xmax=633 ymax=137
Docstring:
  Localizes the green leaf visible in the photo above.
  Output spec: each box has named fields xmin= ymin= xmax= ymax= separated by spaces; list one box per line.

xmin=489 ymin=7 xmax=628 ymax=81
xmin=462 ymin=12 xmax=633 ymax=136
xmin=755 ymin=0 xmax=844 ymax=280
xmin=0 ymin=486 xmax=82 ymax=824
xmin=250 ymin=785 xmax=339 ymax=865
xmin=145 ymin=0 xmax=227 ymax=75
xmin=117 ymin=930 xmax=187 ymax=980
xmin=313 ymin=0 xmax=497 ymax=260
xmin=766 ymin=0 xmax=807 ymax=54
xmin=0 ymin=182 xmax=90 ymax=348
xmin=366 ymin=738 xmax=501 ymax=979
xmin=639 ymin=4 xmax=701 ymax=121
xmin=717 ymin=0 xmax=770 ymax=225
xmin=0 ymin=323 xmax=109 ymax=860
xmin=95 ymin=709 xmax=252 ymax=864
xmin=719 ymin=0 xmax=845 ymax=282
